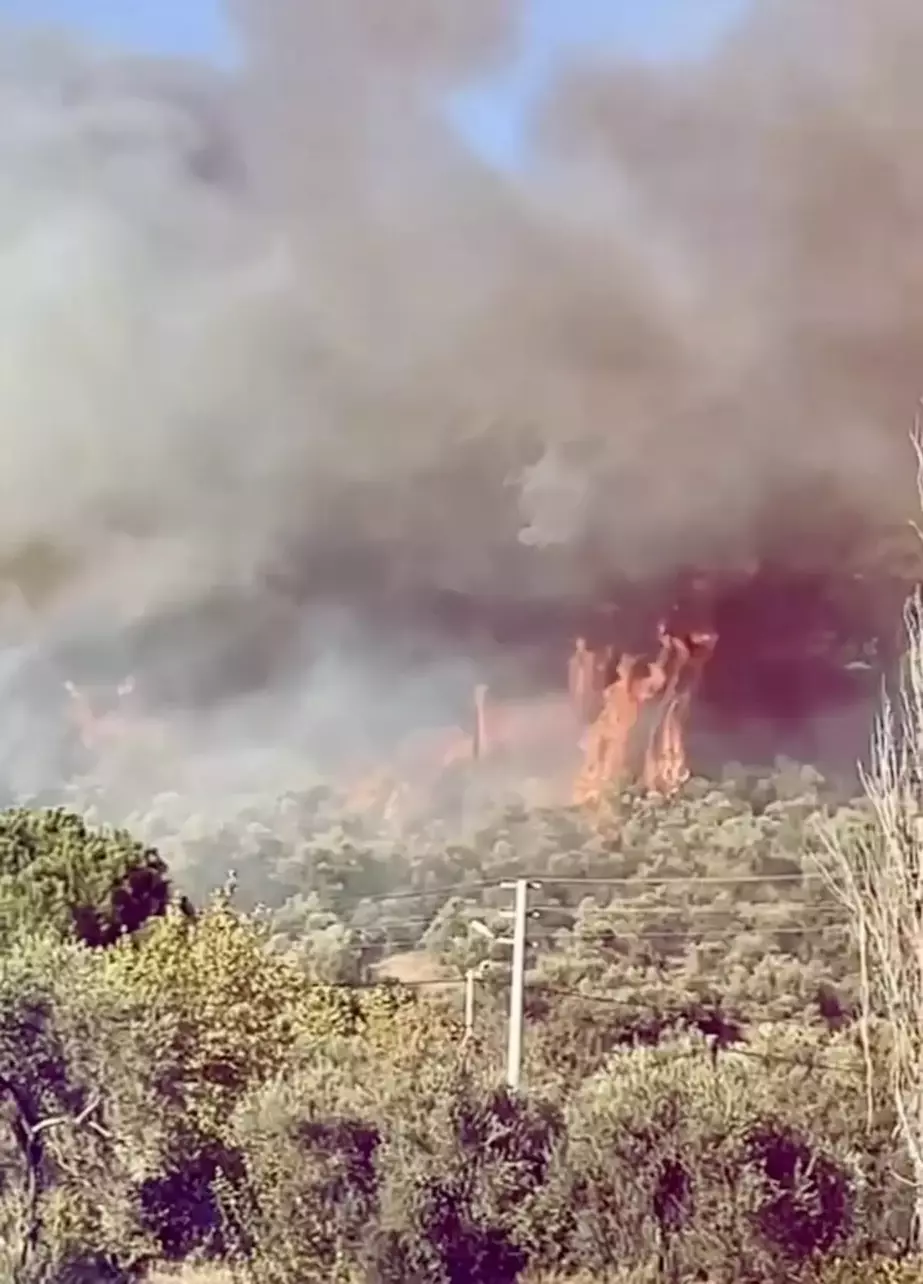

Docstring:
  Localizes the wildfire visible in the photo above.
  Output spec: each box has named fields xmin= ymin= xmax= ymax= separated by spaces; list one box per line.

xmin=573 ymin=623 xmax=718 ymax=804
xmin=342 ymin=619 xmax=717 ymax=826
xmin=62 ymin=676 xmax=174 ymax=782
xmin=344 ymin=682 xmax=583 ymax=827
xmin=62 ymin=618 xmax=717 ymax=822
xmin=642 ymin=626 xmax=718 ymax=795
xmin=64 ymin=676 xmax=139 ymax=753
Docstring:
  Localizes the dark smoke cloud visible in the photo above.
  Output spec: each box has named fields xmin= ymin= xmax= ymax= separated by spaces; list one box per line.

xmin=227 ymin=0 xmax=923 ymax=601
xmin=0 ymin=0 xmax=922 ymax=810
xmin=535 ymin=0 xmax=923 ymax=559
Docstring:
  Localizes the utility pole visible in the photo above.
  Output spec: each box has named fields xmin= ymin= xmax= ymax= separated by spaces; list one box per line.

xmin=464 ymin=967 xmax=476 ymax=1040
xmin=500 ymin=878 xmax=537 ymax=1092
xmin=461 ymin=956 xmax=493 ymax=1045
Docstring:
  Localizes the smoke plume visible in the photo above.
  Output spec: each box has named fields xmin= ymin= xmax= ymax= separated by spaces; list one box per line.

xmin=0 ymin=0 xmax=922 ymax=809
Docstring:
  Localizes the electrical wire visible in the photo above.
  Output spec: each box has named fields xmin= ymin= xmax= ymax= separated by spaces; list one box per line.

xmin=535 ymin=983 xmax=851 ymax=1020
xmin=539 ymin=871 xmax=827 ymax=888
xmin=309 ymin=978 xmax=867 ymax=1078
xmin=531 ymin=900 xmax=849 ymax=919
xmin=341 ymin=879 xmax=503 ymax=906
xmin=325 ymin=870 xmax=836 ymax=917
xmin=502 ymin=924 xmax=851 ymax=945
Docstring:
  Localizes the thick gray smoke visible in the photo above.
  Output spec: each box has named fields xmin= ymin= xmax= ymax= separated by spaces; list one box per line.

xmin=0 ymin=0 xmax=921 ymax=813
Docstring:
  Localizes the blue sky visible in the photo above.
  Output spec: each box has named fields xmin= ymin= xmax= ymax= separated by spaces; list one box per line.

xmin=0 ymin=0 xmax=748 ymax=166
xmin=453 ymin=0 xmax=748 ymax=164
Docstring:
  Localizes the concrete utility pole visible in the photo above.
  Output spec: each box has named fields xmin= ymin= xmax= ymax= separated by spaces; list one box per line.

xmin=462 ymin=958 xmax=495 ymax=1042
xmin=464 ymin=966 xmax=478 ymax=1039
xmin=500 ymin=878 xmax=537 ymax=1092
xmin=463 ymin=928 xmax=499 ymax=1046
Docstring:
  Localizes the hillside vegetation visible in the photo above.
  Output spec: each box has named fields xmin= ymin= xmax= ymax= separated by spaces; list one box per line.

xmin=2 ymin=741 xmax=922 ymax=1283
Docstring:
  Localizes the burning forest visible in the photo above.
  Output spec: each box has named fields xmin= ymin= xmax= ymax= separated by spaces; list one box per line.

xmin=11 ymin=11 xmax=923 ymax=1281
xmin=52 ymin=557 xmax=909 ymax=834
xmin=0 ymin=0 xmax=922 ymax=825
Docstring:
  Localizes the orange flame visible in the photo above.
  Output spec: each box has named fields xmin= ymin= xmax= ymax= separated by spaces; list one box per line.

xmin=336 ymin=617 xmax=719 ymax=826
xmin=573 ymin=622 xmax=717 ymax=804
xmin=573 ymin=642 xmax=668 ymax=805
xmin=643 ymin=627 xmax=717 ymax=795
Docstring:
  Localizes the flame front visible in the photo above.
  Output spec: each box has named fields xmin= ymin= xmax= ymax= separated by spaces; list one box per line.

xmin=62 ymin=621 xmax=717 ymax=823
xmin=642 ymin=628 xmax=718 ymax=795
xmin=573 ymin=624 xmax=717 ymax=805
xmin=341 ymin=622 xmax=717 ymax=824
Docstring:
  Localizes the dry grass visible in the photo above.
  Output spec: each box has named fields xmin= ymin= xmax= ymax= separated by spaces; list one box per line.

xmin=144 ymin=1267 xmax=237 ymax=1284
xmin=526 ymin=1272 xmax=660 ymax=1283
xmin=370 ymin=946 xmax=456 ymax=986
xmin=146 ymin=1271 xmax=653 ymax=1284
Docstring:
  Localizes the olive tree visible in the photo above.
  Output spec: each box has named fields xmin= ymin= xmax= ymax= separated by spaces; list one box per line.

xmin=0 ymin=932 xmax=165 ymax=1283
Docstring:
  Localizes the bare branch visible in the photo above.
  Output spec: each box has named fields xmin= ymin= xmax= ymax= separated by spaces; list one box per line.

xmin=817 ymin=429 xmax=923 ymax=1249
xmin=30 ymin=1092 xmax=103 ymax=1138
xmin=0 ymin=1078 xmax=111 ymax=1280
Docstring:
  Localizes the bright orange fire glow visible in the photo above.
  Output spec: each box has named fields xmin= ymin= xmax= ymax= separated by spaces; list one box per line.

xmin=65 ymin=619 xmax=718 ymax=821
xmin=573 ymin=631 xmax=669 ymax=805
xmin=572 ymin=622 xmax=719 ymax=804
xmin=642 ymin=626 xmax=718 ymax=795
xmin=342 ymin=620 xmax=718 ymax=824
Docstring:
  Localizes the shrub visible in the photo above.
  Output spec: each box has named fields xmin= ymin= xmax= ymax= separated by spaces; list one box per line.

xmin=0 ymin=932 xmax=165 ymax=1282
xmin=367 ymin=1076 xmax=563 ymax=1284
xmin=527 ymin=1027 xmax=902 ymax=1282
xmin=99 ymin=894 xmax=366 ymax=1142
xmin=96 ymin=896 xmax=442 ymax=1267
xmin=812 ymin=1258 xmax=923 ymax=1283
xmin=226 ymin=1066 xmax=381 ymax=1282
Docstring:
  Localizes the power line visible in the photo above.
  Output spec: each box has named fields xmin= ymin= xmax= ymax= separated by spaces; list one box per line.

xmin=358 ymin=916 xmax=454 ymax=931
xmin=540 ymin=872 xmax=827 ymax=888
xmin=531 ymin=901 xmax=849 ymax=919
xmin=717 ymin=1044 xmax=866 ymax=1077
xmin=529 ymin=987 xmax=867 ymax=1076
xmin=324 ymin=975 xmax=468 ymax=991
xmin=535 ymin=984 xmax=852 ymax=1018
xmin=277 ymin=916 xmax=449 ymax=933
xmin=308 ymin=979 xmax=868 ymax=1078
xmin=323 ymin=870 xmax=833 ymax=914
xmin=529 ymin=924 xmax=852 ymax=944
xmin=313 ymin=974 xmax=857 ymax=1026
xmin=597 ymin=1040 xmax=868 ymax=1079
xmin=268 ymin=869 xmax=864 ymax=1095
xmin=275 ymin=869 xmax=849 ymax=928
xmin=341 ymin=879 xmax=502 ymax=906
xmin=351 ymin=897 xmax=854 ymax=936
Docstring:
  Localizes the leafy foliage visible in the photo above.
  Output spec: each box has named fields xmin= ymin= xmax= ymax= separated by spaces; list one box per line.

xmin=0 ymin=806 xmax=175 ymax=950
xmin=0 ymin=769 xmax=920 ymax=1281
xmin=99 ymin=893 xmax=368 ymax=1141
xmin=0 ymin=933 xmax=162 ymax=1282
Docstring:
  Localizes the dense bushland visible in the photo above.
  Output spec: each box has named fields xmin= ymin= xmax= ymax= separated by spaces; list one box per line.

xmin=1 ymin=775 xmax=920 ymax=1284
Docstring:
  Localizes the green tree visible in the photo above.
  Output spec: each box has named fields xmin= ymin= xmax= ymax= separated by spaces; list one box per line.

xmin=0 ymin=806 xmax=178 ymax=949
xmin=99 ymin=893 xmax=366 ymax=1143
xmin=97 ymin=894 xmax=438 ymax=1266
xmin=527 ymin=1027 xmax=905 ymax=1282
xmin=0 ymin=931 xmax=164 ymax=1283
